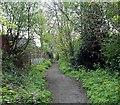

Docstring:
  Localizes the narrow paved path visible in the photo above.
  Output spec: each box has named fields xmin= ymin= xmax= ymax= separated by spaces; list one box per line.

xmin=46 ymin=63 xmax=88 ymax=103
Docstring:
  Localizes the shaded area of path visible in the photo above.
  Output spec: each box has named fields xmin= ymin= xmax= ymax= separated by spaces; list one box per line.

xmin=46 ymin=63 xmax=88 ymax=103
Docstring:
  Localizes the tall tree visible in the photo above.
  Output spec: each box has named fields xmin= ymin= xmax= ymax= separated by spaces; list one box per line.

xmin=0 ymin=2 xmax=39 ymax=56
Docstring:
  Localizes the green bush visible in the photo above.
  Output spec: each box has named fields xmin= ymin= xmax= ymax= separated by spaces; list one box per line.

xmin=59 ymin=59 xmax=73 ymax=73
xmin=35 ymin=60 xmax=52 ymax=70
xmin=102 ymin=34 xmax=120 ymax=69
xmin=43 ymin=60 xmax=52 ymax=67
xmin=0 ymin=85 xmax=18 ymax=103
xmin=1 ymin=60 xmax=52 ymax=104
xmin=59 ymin=59 xmax=119 ymax=104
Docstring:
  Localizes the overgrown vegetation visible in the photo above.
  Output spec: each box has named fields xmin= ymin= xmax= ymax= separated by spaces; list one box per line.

xmin=102 ymin=34 xmax=120 ymax=70
xmin=1 ymin=60 xmax=52 ymax=104
xmin=59 ymin=59 xmax=119 ymax=104
xmin=0 ymin=1 xmax=120 ymax=104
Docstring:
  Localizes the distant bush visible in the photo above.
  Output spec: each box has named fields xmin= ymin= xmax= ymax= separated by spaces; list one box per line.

xmin=42 ymin=60 xmax=52 ymax=69
xmin=59 ymin=59 xmax=119 ymax=104
xmin=59 ymin=59 xmax=73 ymax=73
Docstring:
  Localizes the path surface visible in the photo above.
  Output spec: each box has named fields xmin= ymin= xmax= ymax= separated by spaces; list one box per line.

xmin=46 ymin=63 xmax=88 ymax=103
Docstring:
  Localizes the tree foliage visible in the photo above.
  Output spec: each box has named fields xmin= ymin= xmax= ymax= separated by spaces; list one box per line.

xmin=0 ymin=2 xmax=40 ymax=56
xmin=44 ymin=1 xmax=119 ymax=69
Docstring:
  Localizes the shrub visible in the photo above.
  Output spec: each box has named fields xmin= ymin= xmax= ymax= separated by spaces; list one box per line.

xmin=102 ymin=34 xmax=120 ymax=70
xmin=43 ymin=60 xmax=52 ymax=67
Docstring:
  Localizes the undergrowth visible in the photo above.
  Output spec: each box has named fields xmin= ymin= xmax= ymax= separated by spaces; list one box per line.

xmin=59 ymin=59 xmax=120 ymax=104
xmin=1 ymin=60 xmax=52 ymax=104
